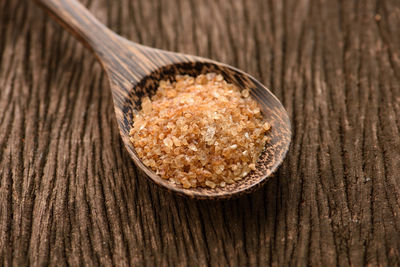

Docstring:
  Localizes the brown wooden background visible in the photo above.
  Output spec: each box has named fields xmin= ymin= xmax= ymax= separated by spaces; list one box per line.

xmin=1 ymin=0 xmax=400 ymax=266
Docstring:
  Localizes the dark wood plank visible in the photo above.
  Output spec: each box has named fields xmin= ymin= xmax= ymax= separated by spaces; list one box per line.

xmin=0 ymin=0 xmax=399 ymax=265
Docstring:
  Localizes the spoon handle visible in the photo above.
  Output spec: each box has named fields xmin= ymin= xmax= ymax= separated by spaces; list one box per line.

xmin=34 ymin=0 xmax=117 ymax=56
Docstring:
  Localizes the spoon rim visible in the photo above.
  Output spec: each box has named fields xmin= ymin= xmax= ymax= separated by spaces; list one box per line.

xmin=119 ymin=60 xmax=292 ymax=199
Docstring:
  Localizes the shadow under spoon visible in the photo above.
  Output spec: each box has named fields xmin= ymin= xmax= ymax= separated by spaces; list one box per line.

xmin=34 ymin=0 xmax=292 ymax=199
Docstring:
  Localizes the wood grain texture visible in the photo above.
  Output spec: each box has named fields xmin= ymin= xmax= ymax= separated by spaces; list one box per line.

xmin=0 ymin=0 xmax=399 ymax=265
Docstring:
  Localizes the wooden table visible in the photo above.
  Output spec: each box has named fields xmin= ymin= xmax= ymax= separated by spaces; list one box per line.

xmin=1 ymin=0 xmax=399 ymax=265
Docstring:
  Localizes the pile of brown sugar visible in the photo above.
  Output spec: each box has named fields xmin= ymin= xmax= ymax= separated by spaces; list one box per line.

xmin=129 ymin=73 xmax=271 ymax=189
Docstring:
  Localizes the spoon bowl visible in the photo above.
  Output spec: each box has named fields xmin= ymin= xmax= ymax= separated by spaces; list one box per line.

xmin=35 ymin=0 xmax=292 ymax=199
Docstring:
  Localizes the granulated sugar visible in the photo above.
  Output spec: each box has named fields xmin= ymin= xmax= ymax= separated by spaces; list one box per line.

xmin=129 ymin=73 xmax=271 ymax=188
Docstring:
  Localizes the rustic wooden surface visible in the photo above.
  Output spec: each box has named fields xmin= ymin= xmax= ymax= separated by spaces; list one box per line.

xmin=1 ymin=0 xmax=399 ymax=265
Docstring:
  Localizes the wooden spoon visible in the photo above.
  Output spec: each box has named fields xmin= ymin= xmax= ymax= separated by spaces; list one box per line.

xmin=34 ymin=0 xmax=292 ymax=199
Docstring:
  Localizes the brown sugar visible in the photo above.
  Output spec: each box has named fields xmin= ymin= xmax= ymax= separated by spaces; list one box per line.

xmin=129 ymin=73 xmax=271 ymax=188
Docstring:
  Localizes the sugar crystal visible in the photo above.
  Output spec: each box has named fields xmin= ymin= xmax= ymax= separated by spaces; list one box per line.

xmin=129 ymin=73 xmax=272 ymax=188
